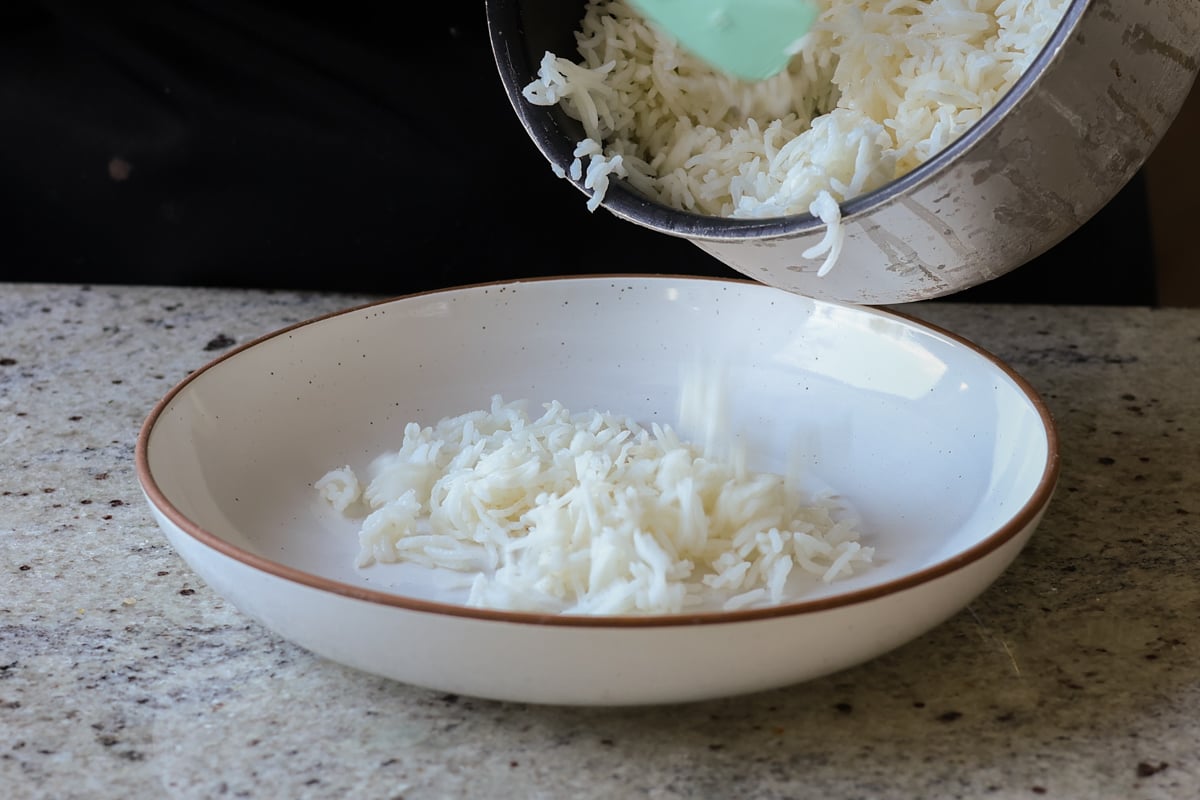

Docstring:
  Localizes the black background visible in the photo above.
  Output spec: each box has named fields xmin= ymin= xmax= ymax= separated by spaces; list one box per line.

xmin=0 ymin=1 xmax=1158 ymax=304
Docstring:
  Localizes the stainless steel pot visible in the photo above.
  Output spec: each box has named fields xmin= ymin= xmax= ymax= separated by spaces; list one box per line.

xmin=487 ymin=0 xmax=1200 ymax=304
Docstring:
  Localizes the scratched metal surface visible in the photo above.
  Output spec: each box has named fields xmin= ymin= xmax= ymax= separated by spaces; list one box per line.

xmin=489 ymin=0 xmax=1200 ymax=304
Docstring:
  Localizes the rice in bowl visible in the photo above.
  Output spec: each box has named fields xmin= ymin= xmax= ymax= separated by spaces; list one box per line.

xmin=316 ymin=393 xmax=874 ymax=615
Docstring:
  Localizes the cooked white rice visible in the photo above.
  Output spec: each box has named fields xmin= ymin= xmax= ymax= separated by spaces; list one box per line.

xmin=316 ymin=394 xmax=872 ymax=615
xmin=522 ymin=0 xmax=1067 ymax=274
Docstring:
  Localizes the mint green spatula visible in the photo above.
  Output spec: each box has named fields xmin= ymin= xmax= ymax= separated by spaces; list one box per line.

xmin=630 ymin=0 xmax=819 ymax=81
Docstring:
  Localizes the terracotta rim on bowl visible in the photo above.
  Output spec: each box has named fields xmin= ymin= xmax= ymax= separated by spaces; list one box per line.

xmin=135 ymin=275 xmax=1061 ymax=629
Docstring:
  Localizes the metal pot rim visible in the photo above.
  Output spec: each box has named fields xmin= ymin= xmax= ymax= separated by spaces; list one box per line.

xmin=487 ymin=0 xmax=1088 ymax=242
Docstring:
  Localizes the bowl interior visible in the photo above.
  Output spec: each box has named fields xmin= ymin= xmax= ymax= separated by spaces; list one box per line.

xmin=141 ymin=277 xmax=1055 ymax=616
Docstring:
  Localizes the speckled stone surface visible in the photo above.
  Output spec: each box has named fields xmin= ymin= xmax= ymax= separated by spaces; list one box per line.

xmin=1 ymin=282 xmax=1197 ymax=799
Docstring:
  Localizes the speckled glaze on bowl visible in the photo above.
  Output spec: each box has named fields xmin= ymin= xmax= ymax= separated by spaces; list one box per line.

xmin=136 ymin=276 xmax=1059 ymax=706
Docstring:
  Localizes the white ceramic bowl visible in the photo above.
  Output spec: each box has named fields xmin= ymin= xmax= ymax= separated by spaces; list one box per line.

xmin=136 ymin=277 xmax=1058 ymax=706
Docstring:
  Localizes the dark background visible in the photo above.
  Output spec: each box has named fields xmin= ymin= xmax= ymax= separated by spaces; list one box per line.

xmin=0 ymin=1 xmax=1159 ymax=304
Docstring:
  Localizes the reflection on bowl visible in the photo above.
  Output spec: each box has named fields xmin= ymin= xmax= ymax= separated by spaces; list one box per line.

xmin=137 ymin=276 xmax=1058 ymax=705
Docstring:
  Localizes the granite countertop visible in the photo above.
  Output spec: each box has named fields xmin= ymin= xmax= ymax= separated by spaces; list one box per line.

xmin=2 ymin=282 xmax=1198 ymax=799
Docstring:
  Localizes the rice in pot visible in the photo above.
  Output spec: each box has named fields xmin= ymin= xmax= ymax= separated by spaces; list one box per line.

xmin=521 ymin=0 xmax=1068 ymax=275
